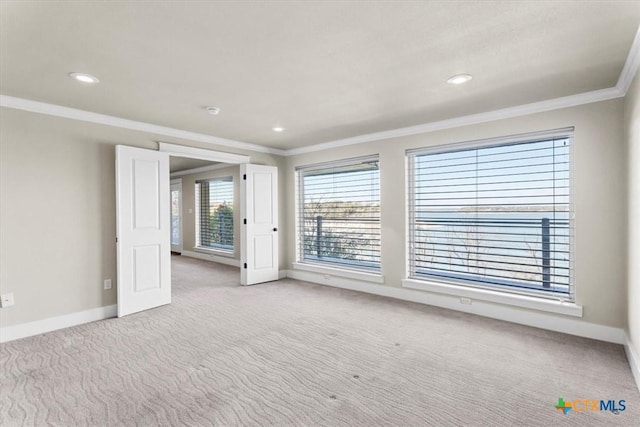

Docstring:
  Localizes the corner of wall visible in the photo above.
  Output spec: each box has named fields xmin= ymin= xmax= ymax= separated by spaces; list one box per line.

xmin=624 ymin=60 xmax=640 ymax=392
xmin=625 ymin=334 xmax=640 ymax=392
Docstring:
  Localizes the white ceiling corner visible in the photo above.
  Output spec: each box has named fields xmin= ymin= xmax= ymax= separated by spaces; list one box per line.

xmin=616 ymin=25 xmax=640 ymax=95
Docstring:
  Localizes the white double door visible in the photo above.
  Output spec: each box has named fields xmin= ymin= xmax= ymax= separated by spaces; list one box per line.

xmin=115 ymin=146 xmax=278 ymax=317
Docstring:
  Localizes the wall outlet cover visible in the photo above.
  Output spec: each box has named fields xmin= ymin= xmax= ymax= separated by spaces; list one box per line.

xmin=1 ymin=292 xmax=15 ymax=308
xmin=104 ymin=279 xmax=112 ymax=290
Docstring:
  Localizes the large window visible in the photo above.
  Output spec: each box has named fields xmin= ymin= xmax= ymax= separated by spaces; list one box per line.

xmin=408 ymin=130 xmax=573 ymax=300
xmin=195 ymin=177 xmax=234 ymax=252
xmin=297 ymin=156 xmax=381 ymax=272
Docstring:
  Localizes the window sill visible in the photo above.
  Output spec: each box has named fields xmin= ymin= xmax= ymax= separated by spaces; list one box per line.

xmin=194 ymin=247 xmax=234 ymax=257
xmin=292 ymin=262 xmax=384 ymax=284
xmin=401 ymin=278 xmax=582 ymax=317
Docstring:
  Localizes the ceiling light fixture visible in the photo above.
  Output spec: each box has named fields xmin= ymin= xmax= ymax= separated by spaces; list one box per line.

xmin=68 ymin=72 xmax=100 ymax=84
xmin=447 ymin=74 xmax=473 ymax=85
xmin=272 ymin=126 xmax=284 ymax=132
xmin=205 ymin=106 xmax=221 ymax=115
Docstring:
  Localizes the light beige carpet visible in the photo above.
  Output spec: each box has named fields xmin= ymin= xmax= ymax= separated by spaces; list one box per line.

xmin=1 ymin=255 xmax=638 ymax=426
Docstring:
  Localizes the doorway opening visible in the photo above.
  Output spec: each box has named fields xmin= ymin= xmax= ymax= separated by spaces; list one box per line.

xmin=169 ymin=156 xmax=241 ymax=272
xmin=115 ymin=143 xmax=279 ymax=317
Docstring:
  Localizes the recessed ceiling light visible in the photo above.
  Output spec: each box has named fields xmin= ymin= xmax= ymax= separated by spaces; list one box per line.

xmin=447 ymin=74 xmax=472 ymax=85
xmin=206 ymin=106 xmax=221 ymax=115
xmin=68 ymin=72 xmax=100 ymax=84
xmin=273 ymin=126 xmax=284 ymax=132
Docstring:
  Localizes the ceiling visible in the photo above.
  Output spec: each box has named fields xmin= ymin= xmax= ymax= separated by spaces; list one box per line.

xmin=1 ymin=1 xmax=639 ymax=151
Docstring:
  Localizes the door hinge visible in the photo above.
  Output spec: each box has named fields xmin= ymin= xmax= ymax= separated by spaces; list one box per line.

xmin=243 ymin=263 xmax=247 ymax=269
xmin=243 ymin=174 xmax=246 ymax=180
xmin=116 ymin=237 xmax=118 ymax=243
xmin=243 ymin=218 xmax=247 ymax=224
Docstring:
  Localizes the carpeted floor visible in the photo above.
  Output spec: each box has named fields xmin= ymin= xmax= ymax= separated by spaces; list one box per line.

xmin=1 ymin=255 xmax=638 ymax=426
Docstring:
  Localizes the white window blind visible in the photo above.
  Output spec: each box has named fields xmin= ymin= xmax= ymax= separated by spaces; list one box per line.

xmin=297 ymin=155 xmax=381 ymax=272
xmin=408 ymin=131 xmax=573 ymax=300
xmin=195 ymin=177 xmax=234 ymax=252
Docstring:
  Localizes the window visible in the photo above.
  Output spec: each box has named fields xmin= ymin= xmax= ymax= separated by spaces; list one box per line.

xmin=407 ymin=130 xmax=573 ymax=301
xmin=297 ymin=155 xmax=381 ymax=272
xmin=195 ymin=177 xmax=234 ymax=252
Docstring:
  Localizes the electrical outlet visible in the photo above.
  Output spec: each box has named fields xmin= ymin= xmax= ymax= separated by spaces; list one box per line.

xmin=460 ymin=297 xmax=472 ymax=305
xmin=104 ymin=279 xmax=112 ymax=290
xmin=1 ymin=293 xmax=15 ymax=308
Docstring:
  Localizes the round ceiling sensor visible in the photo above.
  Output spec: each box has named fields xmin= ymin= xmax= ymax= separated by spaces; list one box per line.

xmin=206 ymin=106 xmax=221 ymax=115
xmin=447 ymin=74 xmax=473 ymax=85
xmin=68 ymin=72 xmax=100 ymax=84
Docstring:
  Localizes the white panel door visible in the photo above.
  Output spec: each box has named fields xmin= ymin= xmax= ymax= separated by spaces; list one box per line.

xmin=241 ymin=164 xmax=278 ymax=285
xmin=116 ymin=145 xmax=171 ymax=316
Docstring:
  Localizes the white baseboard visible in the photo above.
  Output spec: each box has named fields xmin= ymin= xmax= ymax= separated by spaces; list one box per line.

xmin=284 ymin=269 xmax=626 ymax=345
xmin=0 ymin=304 xmax=117 ymax=343
xmin=182 ymin=250 xmax=241 ymax=267
xmin=625 ymin=335 xmax=640 ymax=392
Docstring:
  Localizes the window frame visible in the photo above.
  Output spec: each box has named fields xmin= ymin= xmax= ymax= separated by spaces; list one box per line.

xmin=194 ymin=176 xmax=235 ymax=254
xmin=295 ymin=155 xmax=382 ymax=275
xmin=406 ymin=128 xmax=575 ymax=302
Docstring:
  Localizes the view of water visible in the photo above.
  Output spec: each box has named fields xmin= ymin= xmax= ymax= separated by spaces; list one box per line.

xmin=414 ymin=210 xmax=571 ymax=294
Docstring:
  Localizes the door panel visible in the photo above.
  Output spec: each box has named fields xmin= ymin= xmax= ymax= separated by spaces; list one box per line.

xmin=132 ymin=160 xmax=160 ymax=228
xmin=133 ymin=245 xmax=161 ymax=292
xmin=116 ymin=145 xmax=171 ymax=317
xmin=241 ymin=164 xmax=278 ymax=285
xmin=253 ymin=173 xmax=274 ymax=223
xmin=253 ymin=235 xmax=274 ymax=269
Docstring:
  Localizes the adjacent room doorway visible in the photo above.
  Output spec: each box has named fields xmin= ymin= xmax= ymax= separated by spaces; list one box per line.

xmin=115 ymin=143 xmax=279 ymax=317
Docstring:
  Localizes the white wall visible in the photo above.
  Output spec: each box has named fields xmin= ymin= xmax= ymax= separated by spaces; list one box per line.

xmin=625 ymin=72 xmax=640 ymax=363
xmin=0 ymin=96 xmax=632 ymax=337
xmin=285 ymin=99 xmax=628 ymax=329
xmin=0 ymin=108 xmax=287 ymax=328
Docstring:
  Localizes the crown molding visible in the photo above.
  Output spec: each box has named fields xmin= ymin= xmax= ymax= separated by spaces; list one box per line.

xmin=283 ymin=87 xmax=624 ymax=156
xmin=285 ymin=24 xmax=639 ymax=156
xmin=2 ymin=20 xmax=638 ymax=160
xmin=0 ymin=95 xmax=286 ymax=156
xmin=0 ymin=87 xmax=627 ymax=160
xmin=617 ymin=25 xmax=640 ymax=95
